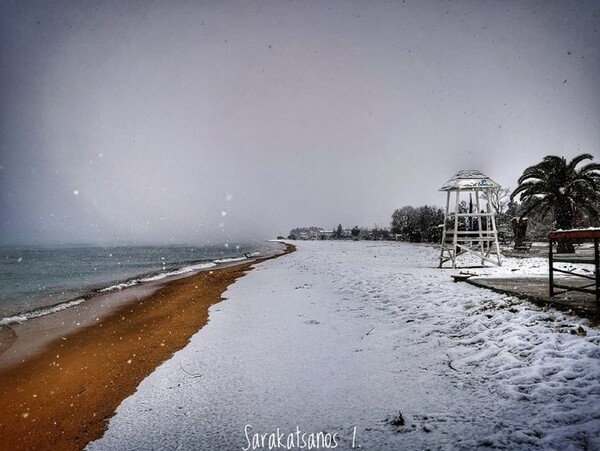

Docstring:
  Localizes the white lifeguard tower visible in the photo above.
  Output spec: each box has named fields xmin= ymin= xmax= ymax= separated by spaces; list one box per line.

xmin=438 ymin=170 xmax=502 ymax=268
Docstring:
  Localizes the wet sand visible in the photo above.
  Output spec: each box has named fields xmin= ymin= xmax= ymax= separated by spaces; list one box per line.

xmin=0 ymin=243 xmax=294 ymax=450
xmin=0 ymin=285 xmax=159 ymax=371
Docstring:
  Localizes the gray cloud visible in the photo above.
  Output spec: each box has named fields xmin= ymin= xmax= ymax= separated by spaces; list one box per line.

xmin=1 ymin=0 xmax=599 ymax=244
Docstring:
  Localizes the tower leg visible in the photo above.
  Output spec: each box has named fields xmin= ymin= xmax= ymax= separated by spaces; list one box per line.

xmin=439 ymin=191 xmax=451 ymax=268
xmin=490 ymin=212 xmax=501 ymax=266
xmin=452 ymin=190 xmax=460 ymax=269
xmin=475 ymin=189 xmax=484 ymax=265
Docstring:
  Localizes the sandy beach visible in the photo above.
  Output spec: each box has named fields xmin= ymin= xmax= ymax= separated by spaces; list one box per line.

xmin=0 ymin=244 xmax=294 ymax=451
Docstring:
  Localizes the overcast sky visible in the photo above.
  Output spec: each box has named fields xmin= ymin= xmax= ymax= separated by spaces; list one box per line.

xmin=1 ymin=0 xmax=599 ymax=245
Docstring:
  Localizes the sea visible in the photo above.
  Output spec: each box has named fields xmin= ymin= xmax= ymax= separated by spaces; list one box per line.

xmin=0 ymin=241 xmax=284 ymax=325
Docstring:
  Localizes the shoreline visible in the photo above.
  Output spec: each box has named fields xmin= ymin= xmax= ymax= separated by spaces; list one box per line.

xmin=0 ymin=243 xmax=295 ymax=451
xmin=0 ymin=243 xmax=285 ymax=370
xmin=0 ymin=244 xmax=280 ymax=327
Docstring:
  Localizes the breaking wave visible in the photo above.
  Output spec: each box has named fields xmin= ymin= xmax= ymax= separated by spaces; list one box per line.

xmin=0 ymin=298 xmax=85 ymax=326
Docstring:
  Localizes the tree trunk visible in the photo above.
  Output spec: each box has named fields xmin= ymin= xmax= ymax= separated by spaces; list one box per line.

xmin=557 ymin=239 xmax=575 ymax=253
xmin=512 ymin=218 xmax=528 ymax=249
xmin=555 ymin=204 xmax=575 ymax=253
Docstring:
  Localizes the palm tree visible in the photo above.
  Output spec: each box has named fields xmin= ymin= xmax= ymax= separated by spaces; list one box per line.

xmin=511 ymin=153 xmax=600 ymax=253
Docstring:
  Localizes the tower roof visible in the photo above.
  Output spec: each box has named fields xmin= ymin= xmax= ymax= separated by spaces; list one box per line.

xmin=439 ymin=170 xmax=500 ymax=191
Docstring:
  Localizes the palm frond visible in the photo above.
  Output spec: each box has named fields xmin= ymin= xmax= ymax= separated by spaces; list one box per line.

xmin=512 ymin=180 xmax=554 ymax=200
xmin=567 ymin=153 xmax=594 ymax=171
xmin=520 ymin=197 xmax=548 ymax=219
xmin=578 ymin=162 xmax=600 ymax=176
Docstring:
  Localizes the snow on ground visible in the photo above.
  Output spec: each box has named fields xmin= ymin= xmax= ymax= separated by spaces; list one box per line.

xmin=89 ymin=241 xmax=600 ymax=450
xmin=445 ymin=247 xmax=596 ymax=282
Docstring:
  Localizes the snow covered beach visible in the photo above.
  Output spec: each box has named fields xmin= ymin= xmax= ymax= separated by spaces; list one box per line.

xmin=90 ymin=241 xmax=600 ymax=450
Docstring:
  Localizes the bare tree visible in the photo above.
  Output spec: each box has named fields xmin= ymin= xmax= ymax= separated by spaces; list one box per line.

xmin=481 ymin=187 xmax=511 ymax=216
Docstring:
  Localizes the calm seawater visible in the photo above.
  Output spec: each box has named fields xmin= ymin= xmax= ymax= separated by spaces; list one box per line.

xmin=0 ymin=242 xmax=284 ymax=321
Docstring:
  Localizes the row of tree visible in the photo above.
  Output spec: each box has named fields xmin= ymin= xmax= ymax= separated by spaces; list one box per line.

xmin=391 ymin=205 xmax=444 ymax=243
xmin=287 ymin=154 xmax=600 ymax=252
xmin=288 ymin=224 xmax=393 ymax=241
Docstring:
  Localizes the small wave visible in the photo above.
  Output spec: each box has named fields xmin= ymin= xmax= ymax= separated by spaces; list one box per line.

xmin=141 ymin=262 xmax=217 ymax=282
xmin=213 ymin=256 xmax=247 ymax=264
xmin=99 ymin=262 xmax=218 ymax=292
xmin=0 ymin=315 xmax=27 ymax=326
xmin=98 ymin=280 xmax=139 ymax=292
xmin=0 ymin=298 xmax=85 ymax=326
